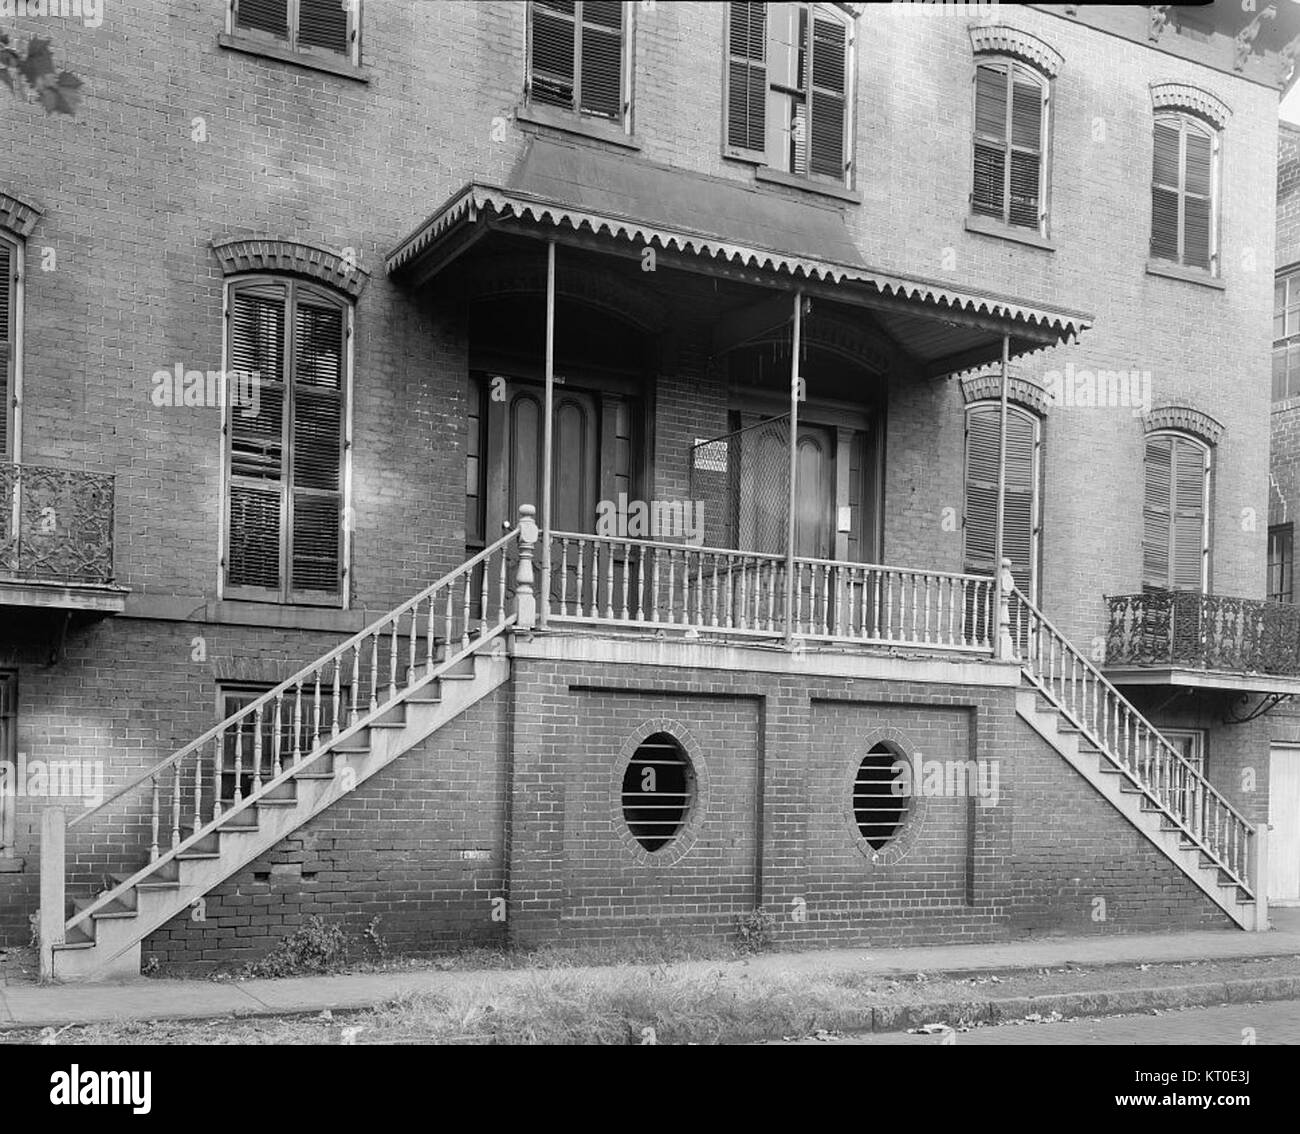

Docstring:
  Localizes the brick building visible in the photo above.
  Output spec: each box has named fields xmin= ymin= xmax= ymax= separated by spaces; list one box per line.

xmin=1 ymin=1 xmax=1296 ymax=979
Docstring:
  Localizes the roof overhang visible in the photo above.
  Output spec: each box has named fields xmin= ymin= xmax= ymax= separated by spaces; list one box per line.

xmin=387 ymin=141 xmax=1092 ymax=378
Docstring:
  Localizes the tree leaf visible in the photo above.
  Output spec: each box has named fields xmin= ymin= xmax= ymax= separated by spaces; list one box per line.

xmin=37 ymin=70 xmax=83 ymax=115
xmin=17 ymin=36 xmax=55 ymax=87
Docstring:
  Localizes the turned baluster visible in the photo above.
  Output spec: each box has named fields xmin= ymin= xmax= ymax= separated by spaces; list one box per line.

xmin=149 ymin=774 xmax=161 ymax=862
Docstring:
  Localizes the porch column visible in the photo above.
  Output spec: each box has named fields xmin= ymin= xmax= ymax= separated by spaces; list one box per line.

xmin=539 ymin=239 xmax=556 ymax=630
xmin=992 ymin=332 xmax=1010 ymax=658
xmin=784 ymin=289 xmax=803 ymax=646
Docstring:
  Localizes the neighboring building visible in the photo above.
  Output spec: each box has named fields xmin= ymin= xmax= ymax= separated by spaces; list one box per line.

xmin=1 ymin=1 xmax=1296 ymax=979
xmin=1266 ymin=119 xmax=1300 ymax=912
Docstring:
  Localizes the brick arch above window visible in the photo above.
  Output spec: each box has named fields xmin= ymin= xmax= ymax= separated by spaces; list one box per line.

xmin=0 ymin=190 xmax=43 ymax=239
xmin=1150 ymin=82 xmax=1232 ymax=129
xmin=210 ymin=237 xmax=370 ymax=300
xmin=1143 ymin=404 xmax=1224 ymax=445
xmin=959 ymin=372 xmax=1049 ymax=416
xmin=968 ymin=24 xmax=1063 ymax=77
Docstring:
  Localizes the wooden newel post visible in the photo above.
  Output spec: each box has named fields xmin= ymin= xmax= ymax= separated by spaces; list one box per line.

xmin=516 ymin=504 xmax=539 ymax=631
xmin=39 ymin=806 xmax=66 ymax=981
xmin=1251 ymin=824 xmax=1270 ymax=932
xmin=995 ymin=557 xmax=1016 ymax=661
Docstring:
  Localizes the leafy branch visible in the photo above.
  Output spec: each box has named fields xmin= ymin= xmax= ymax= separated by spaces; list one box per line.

xmin=0 ymin=32 xmax=83 ymax=115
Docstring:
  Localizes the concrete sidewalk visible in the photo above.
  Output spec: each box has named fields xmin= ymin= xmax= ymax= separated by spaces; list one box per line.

xmin=3 ymin=919 xmax=1300 ymax=1030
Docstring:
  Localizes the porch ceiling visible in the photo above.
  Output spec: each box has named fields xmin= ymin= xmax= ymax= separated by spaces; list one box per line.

xmin=387 ymin=138 xmax=1093 ymax=377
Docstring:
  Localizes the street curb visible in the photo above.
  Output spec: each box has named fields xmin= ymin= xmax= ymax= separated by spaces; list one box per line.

xmin=867 ymin=975 xmax=1300 ymax=1035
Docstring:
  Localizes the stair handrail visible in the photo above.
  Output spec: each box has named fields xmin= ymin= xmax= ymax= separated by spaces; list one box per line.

xmin=69 ymin=526 xmax=521 ymax=831
xmin=1010 ymin=587 xmax=1255 ymax=888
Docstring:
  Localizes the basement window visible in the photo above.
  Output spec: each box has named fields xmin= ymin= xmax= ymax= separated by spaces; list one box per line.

xmin=621 ymin=733 xmax=694 ymax=852
xmin=853 ymin=742 xmax=908 ymax=851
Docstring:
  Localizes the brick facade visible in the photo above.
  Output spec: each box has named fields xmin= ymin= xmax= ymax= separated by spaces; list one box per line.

xmin=0 ymin=2 xmax=1285 ymax=958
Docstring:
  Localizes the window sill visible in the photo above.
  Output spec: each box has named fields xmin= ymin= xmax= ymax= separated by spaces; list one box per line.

xmin=218 ymin=33 xmax=368 ymax=83
xmin=752 ymin=164 xmax=861 ymax=204
xmin=964 ymin=215 xmax=1056 ymax=252
xmin=515 ymin=104 xmax=639 ymax=151
xmin=1146 ymin=259 xmax=1225 ymax=290
xmin=0 ymin=858 xmax=25 ymax=873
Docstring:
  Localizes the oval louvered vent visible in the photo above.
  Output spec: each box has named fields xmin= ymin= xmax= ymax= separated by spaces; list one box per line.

xmin=853 ymin=742 xmax=908 ymax=851
xmin=621 ymin=734 xmax=694 ymax=852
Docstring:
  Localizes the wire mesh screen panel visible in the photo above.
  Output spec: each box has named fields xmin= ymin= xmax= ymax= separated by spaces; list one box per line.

xmin=689 ymin=415 xmax=790 ymax=554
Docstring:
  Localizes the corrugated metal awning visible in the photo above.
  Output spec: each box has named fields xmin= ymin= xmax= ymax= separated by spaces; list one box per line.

xmin=387 ymin=139 xmax=1092 ymax=375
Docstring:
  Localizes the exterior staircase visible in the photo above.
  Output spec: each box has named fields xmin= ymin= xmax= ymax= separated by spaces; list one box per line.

xmin=1008 ymin=586 xmax=1264 ymax=931
xmin=40 ymin=520 xmax=537 ymax=981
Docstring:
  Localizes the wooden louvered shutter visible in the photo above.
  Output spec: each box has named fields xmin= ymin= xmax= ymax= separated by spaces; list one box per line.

xmin=289 ymin=294 xmax=345 ymax=599
xmin=963 ymin=406 xmax=999 ymax=576
xmin=1008 ymin=68 xmax=1043 ymax=229
xmin=972 ymin=63 xmax=1007 ymax=218
xmin=227 ymin=285 xmax=288 ymax=595
xmin=235 ymin=0 xmax=289 ymax=38
xmin=1183 ymin=127 xmax=1213 ymax=270
xmin=727 ymin=2 xmax=767 ymax=153
xmin=297 ymin=0 xmax=351 ymax=56
xmin=1143 ymin=435 xmax=1208 ymax=592
xmin=1150 ymin=119 xmax=1182 ymax=262
xmin=0 ymin=240 xmax=11 ymax=459
xmin=808 ymin=10 xmax=848 ymax=180
xmin=579 ymin=1 xmax=624 ymax=121
xmin=964 ymin=404 xmax=1039 ymax=595
xmin=1171 ymin=438 xmax=1208 ymax=591
xmin=531 ymin=1 xmax=577 ymax=111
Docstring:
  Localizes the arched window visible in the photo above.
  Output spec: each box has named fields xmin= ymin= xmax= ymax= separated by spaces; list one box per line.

xmin=963 ymin=402 xmax=1042 ymax=599
xmin=1142 ymin=431 xmax=1211 ymax=593
xmin=971 ymin=58 xmax=1050 ymax=233
xmin=223 ymin=277 xmax=351 ymax=605
xmin=1151 ymin=111 xmax=1219 ymax=273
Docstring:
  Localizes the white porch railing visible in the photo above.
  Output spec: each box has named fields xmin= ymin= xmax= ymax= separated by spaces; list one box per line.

xmin=546 ymin=532 xmax=997 ymax=651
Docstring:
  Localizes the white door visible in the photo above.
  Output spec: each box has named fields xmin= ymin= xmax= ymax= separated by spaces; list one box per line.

xmin=1269 ymin=745 xmax=1300 ymax=905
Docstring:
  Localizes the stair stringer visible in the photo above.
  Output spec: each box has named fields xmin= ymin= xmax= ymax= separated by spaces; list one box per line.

xmin=50 ymin=651 xmax=510 ymax=981
xmin=1015 ymin=687 xmax=1257 ymax=931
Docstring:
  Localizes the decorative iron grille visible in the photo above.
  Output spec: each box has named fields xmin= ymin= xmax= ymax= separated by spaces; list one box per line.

xmin=0 ymin=463 xmax=116 ymax=583
xmin=1106 ymin=591 xmax=1300 ymax=676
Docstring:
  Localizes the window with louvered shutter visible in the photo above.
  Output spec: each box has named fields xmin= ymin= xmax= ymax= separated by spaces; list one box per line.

xmin=1150 ymin=112 xmax=1218 ymax=272
xmin=724 ymin=2 xmax=852 ymax=186
xmin=225 ymin=279 xmax=349 ymax=605
xmin=963 ymin=402 xmax=1040 ymax=598
xmin=0 ymin=237 xmax=12 ymax=460
xmin=971 ymin=60 xmax=1046 ymax=231
xmin=231 ymin=0 xmax=357 ymax=63
xmin=1142 ymin=433 xmax=1209 ymax=593
xmin=726 ymin=2 xmax=767 ymax=154
xmin=1273 ymin=269 xmax=1300 ymax=402
xmin=528 ymin=1 xmax=627 ymax=125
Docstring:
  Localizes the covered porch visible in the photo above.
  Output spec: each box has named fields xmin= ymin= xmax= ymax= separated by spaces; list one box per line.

xmin=387 ymin=139 xmax=1091 ymax=656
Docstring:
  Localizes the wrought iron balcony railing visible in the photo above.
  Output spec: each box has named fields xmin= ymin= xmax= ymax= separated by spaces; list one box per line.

xmin=0 ymin=462 xmax=116 ymax=585
xmin=1106 ymin=591 xmax=1300 ymax=676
